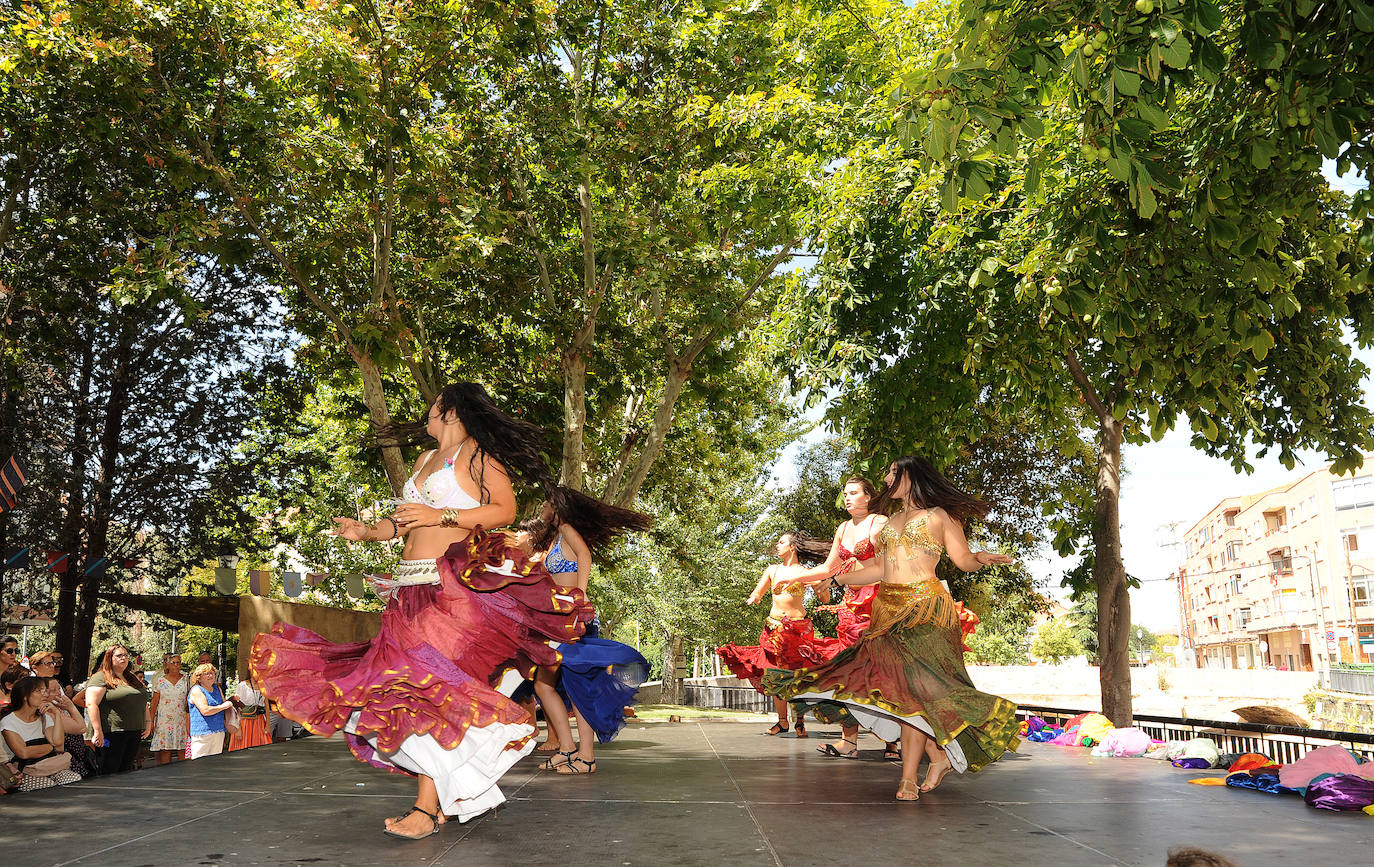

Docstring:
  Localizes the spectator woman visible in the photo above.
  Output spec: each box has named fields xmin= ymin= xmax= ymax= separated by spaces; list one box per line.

xmin=0 ymin=635 xmax=18 ymax=675
xmin=85 ymin=644 xmax=151 ymax=775
xmin=0 ymin=667 xmax=24 ymax=792
xmin=187 ymin=663 xmax=234 ymax=759
xmin=33 ymin=661 xmax=97 ymax=778
xmin=1 ymin=676 xmax=82 ymax=791
xmin=149 ymin=653 xmax=190 ymax=765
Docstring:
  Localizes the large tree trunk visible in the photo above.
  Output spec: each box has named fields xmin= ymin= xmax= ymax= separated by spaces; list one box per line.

xmin=1094 ymin=416 xmax=1132 ymax=726
xmin=661 ymin=633 xmax=686 ymax=705
xmin=351 ymin=348 xmax=407 ymax=495
xmin=54 ymin=339 xmax=94 ymax=670
xmin=561 ymin=348 xmax=588 ymax=490
xmin=612 ymin=358 xmax=691 ymax=507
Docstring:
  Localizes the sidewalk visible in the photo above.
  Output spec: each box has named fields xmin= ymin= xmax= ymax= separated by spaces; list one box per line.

xmin=6 ymin=720 xmax=1370 ymax=865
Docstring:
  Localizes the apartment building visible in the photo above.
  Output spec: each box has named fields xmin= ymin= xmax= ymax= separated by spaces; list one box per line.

xmin=1177 ymin=463 xmax=1374 ymax=671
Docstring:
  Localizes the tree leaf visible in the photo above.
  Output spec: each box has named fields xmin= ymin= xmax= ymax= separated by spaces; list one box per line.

xmin=1112 ymin=67 xmax=1141 ymax=97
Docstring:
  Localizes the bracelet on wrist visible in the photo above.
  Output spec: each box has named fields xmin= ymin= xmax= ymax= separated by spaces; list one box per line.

xmin=379 ymin=516 xmax=399 ymax=540
xmin=440 ymin=508 xmax=462 ymax=528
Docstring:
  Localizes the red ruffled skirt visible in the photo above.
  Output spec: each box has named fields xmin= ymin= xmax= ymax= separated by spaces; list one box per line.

xmin=716 ymin=617 xmax=846 ymax=692
xmin=250 ymin=530 xmax=592 ymax=819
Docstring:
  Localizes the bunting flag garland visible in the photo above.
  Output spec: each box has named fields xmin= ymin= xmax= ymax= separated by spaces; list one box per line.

xmin=213 ymin=566 xmax=237 ymax=595
xmin=3 ymin=547 xmax=29 ymax=569
xmin=281 ymin=571 xmax=303 ymax=597
xmin=249 ymin=570 xmax=269 ymax=596
xmin=306 ymin=572 xmax=327 ymax=588
xmin=46 ymin=551 xmax=69 ymax=573
xmin=84 ymin=558 xmax=108 ymax=577
xmin=122 ymin=558 xmax=141 ymax=569
xmin=345 ymin=572 xmax=365 ymax=598
xmin=0 ymin=455 xmax=26 ymax=514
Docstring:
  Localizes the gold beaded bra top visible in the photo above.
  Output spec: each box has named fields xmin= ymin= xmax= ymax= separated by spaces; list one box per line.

xmin=878 ymin=514 xmax=944 ymax=583
xmin=771 ymin=576 xmax=808 ymax=598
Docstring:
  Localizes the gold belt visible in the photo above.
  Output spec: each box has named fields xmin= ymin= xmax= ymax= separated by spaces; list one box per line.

xmin=867 ymin=580 xmax=957 ymax=635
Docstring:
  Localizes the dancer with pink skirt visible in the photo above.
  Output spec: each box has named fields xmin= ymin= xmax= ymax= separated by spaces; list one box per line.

xmin=250 ymin=383 xmax=646 ymax=840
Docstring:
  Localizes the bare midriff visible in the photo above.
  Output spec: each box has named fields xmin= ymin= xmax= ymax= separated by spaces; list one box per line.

xmin=402 ymin=526 xmax=474 ymax=561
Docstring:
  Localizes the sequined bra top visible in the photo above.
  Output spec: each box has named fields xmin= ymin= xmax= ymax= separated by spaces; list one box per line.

xmin=771 ymin=572 xmax=807 ymax=598
xmin=402 ymin=448 xmax=482 ymax=510
xmin=879 ymin=514 xmax=944 ymax=581
xmin=544 ymin=537 xmax=579 ymax=574
xmin=836 ymin=536 xmax=876 ymax=562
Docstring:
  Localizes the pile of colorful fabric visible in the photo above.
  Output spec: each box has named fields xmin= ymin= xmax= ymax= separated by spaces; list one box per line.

xmin=1020 ymin=712 xmax=1374 ymax=815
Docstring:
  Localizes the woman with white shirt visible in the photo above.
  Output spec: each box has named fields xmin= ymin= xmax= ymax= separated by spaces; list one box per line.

xmin=1 ymin=676 xmax=82 ymax=791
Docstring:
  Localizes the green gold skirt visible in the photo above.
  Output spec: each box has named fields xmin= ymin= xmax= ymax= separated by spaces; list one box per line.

xmin=762 ymin=581 xmax=1019 ymax=773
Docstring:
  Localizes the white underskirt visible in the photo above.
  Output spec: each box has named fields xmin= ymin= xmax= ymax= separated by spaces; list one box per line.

xmin=344 ymin=668 xmax=535 ymax=821
xmin=792 ymin=688 xmax=969 ymax=773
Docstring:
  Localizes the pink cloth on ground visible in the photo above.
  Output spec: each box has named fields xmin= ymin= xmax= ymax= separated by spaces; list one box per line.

xmin=1277 ymin=745 xmax=1374 ymax=790
xmin=1098 ymin=727 xmax=1153 ymax=757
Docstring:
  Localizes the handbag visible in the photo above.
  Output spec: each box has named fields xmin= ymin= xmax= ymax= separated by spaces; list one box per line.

xmin=24 ymin=751 xmax=72 ymax=777
xmin=224 ymin=706 xmax=241 ymax=737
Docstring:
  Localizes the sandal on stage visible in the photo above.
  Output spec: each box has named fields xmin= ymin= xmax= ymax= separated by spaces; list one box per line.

xmin=793 ymin=720 xmax=808 ymax=738
xmin=883 ymin=743 xmax=901 ymax=762
xmin=383 ymin=805 xmax=441 ymax=839
xmin=817 ymin=738 xmax=858 ymax=759
xmin=896 ymin=779 xmax=920 ymax=802
xmin=386 ymin=806 xmax=447 ymax=828
xmin=540 ymin=750 xmax=576 ymax=771
xmin=555 ymin=756 xmax=597 ymax=775
xmin=920 ymin=758 xmax=953 ymax=793
xmin=764 ymin=721 xmax=789 ymax=735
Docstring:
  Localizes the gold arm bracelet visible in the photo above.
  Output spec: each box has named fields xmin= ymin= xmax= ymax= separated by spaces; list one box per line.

xmin=440 ymin=508 xmax=462 ymax=528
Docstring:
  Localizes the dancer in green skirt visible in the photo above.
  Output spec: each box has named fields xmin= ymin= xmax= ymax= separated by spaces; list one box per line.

xmin=763 ymin=454 xmax=1021 ymax=802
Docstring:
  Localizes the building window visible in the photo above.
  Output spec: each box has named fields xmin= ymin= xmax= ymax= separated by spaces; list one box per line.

xmin=1226 ymin=540 xmax=1242 ymax=562
xmin=1238 ymin=607 xmax=1252 ymax=627
xmin=1269 ymin=548 xmax=1290 ymax=573
xmin=1352 ymin=574 xmax=1374 ymax=604
xmin=1332 ymin=476 xmax=1374 ymax=511
xmin=1224 ymin=509 xmax=1239 ymax=527
xmin=1230 ymin=574 xmax=1242 ymax=595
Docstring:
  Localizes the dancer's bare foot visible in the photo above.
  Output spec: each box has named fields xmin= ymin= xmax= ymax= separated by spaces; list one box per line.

xmin=384 ymin=806 xmax=444 ymax=835
xmin=896 ymin=778 xmax=920 ymax=801
xmin=919 ymin=756 xmax=953 ymax=793
xmin=533 ymin=739 xmax=562 ymax=753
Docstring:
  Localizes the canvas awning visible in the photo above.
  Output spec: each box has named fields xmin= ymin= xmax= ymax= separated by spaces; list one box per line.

xmin=99 ymin=591 xmax=239 ymax=632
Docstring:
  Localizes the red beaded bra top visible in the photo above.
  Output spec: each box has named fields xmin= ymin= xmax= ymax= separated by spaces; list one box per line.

xmin=836 ymin=536 xmax=876 ymax=562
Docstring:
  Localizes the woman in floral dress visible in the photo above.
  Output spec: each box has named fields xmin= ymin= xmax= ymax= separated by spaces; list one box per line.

xmin=149 ymin=653 xmax=190 ymax=765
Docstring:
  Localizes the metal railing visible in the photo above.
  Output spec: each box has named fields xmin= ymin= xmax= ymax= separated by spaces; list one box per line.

xmin=682 ymin=683 xmax=773 ymax=713
xmin=1327 ymin=666 xmax=1374 ymax=696
xmin=1018 ymin=704 xmax=1374 ymax=765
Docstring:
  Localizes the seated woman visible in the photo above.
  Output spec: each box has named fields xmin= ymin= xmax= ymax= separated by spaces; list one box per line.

xmin=1 ymin=676 xmax=82 ymax=791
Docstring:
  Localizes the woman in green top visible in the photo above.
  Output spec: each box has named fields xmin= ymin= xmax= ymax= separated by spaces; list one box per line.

xmin=85 ymin=644 xmax=150 ymax=775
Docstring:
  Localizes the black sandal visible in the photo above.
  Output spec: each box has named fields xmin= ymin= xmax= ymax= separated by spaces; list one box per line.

xmin=555 ymin=756 xmax=596 ymax=775
xmin=540 ymin=749 xmax=576 ymax=771
xmin=383 ymin=805 xmax=440 ymax=840
xmin=793 ymin=720 xmax=808 ymax=738
xmin=765 ymin=721 xmax=789 ymax=735
xmin=883 ymin=742 xmax=902 ymax=761
xmin=817 ymin=738 xmax=859 ymax=758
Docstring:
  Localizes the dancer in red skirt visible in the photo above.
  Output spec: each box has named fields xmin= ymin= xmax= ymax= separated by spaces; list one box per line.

xmin=716 ymin=531 xmax=843 ymax=736
xmin=251 ymin=383 xmax=645 ymax=840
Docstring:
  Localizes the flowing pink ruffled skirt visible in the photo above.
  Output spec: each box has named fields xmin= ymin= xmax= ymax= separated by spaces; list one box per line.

xmin=250 ymin=530 xmax=592 ymax=820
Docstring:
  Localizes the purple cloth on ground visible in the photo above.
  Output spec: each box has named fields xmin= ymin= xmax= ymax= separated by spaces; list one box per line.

xmin=1304 ymin=774 xmax=1374 ymax=811
xmin=1172 ymin=757 xmax=1211 ymax=770
xmin=1027 ymin=715 xmax=1047 ymax=733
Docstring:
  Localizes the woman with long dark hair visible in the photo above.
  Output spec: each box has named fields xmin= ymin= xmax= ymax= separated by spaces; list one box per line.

xmin=84 ymin=644 xmax=150 ymax=775
xmin=807 ymin=477 xmax=899 ymax=760
xmin=716 ymin=530 xmax=844 ymax=736
xmin=527 ymin=501 xmax=651 ymax=775
xmin=764 ymin=455 xmax=1019 ymax=801
xmin=250 ymin=382 xmax=647 ymax=839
